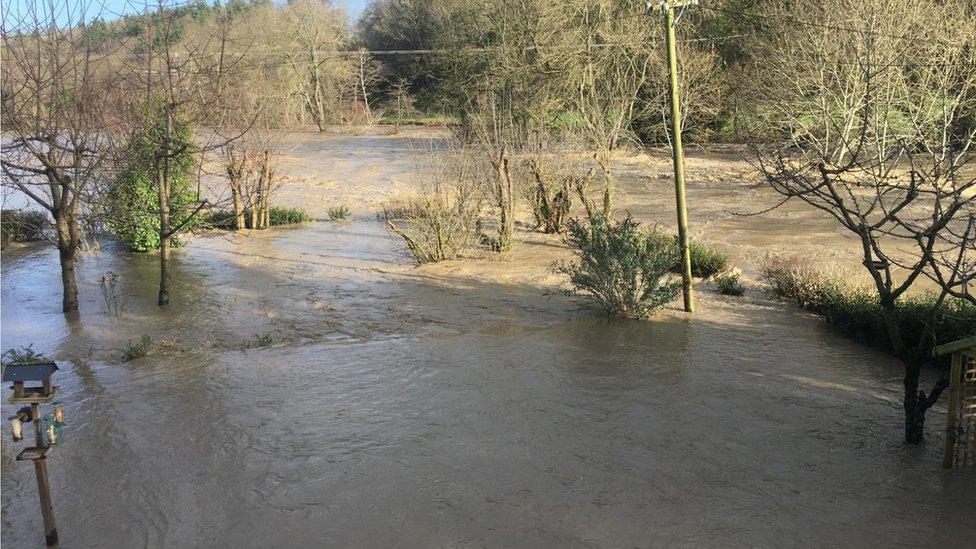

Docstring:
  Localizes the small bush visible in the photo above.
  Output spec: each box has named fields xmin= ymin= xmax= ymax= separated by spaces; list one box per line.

xmin=715 ymin=272 xmax=745 ymax=296
xmin=255 ymin=331 xmax=273 ymax=347
xmin=206 ymin=210 xmax=236 ymax=229
xmin=99 ymin=271 xmax=127 ymax=317
xmin=328 ymin=205 xmax=350 ymax=221
xmin=688 ymin=241 xmax=730 ymax=278
xmin=556 ymin=215 xmax=680 ymax=318
xmin=240 ymin=331 xmax=273 ymax=352
xmin=267 ymin=206 xmax=313 ymax=226
xmin=1 ymin=209 xmax=48 ymax=246
xmin=2 ymin=344 xmax=45 ymax=364
xmin=207 ymin=206 xmax=312 ymax=229
xmin=525 ymin=162 xmax=572 ymax=234
xmin=761 ymin=256 xmax=976 ymax=356
xmin=649 ymin=233 xmax=730 ymax=278
xmin=121 ymin=335 xmax=153 ymax=362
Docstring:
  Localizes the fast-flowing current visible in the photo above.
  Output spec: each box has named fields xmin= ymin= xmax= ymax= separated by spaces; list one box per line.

xmin=2 ymin=133 xmax=973 ymax=547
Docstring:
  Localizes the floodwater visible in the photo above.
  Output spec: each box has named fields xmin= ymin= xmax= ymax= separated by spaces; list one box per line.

xmin=2 ymin=131 xmax=974 ymax=547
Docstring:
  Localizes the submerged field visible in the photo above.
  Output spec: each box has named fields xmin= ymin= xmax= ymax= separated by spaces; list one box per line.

xmin=2 ymin=130 xmax=973 ymax=546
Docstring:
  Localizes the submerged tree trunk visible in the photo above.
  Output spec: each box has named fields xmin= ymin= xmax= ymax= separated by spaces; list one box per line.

xmin=157 ymin=166 xmax=172 ymax=306
xmin=54 ymin=209 xmax=79 ymax=314
xmin=231 ymin=181 xmax=245 ymax=231
xmin=495 ymin=146 xmax=514 ymax=251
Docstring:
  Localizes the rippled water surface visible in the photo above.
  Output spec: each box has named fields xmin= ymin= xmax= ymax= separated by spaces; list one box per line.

xmin=2 ymin=134 xmax=974 ymax=547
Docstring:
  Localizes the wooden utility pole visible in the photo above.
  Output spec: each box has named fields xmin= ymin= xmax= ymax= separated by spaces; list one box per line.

xmin=653 ymin=0 xmax=697 ymax=312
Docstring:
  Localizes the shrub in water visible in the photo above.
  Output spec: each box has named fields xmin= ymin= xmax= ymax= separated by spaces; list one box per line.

xmin=648 ymin=232 xmax=730 ymax=278
xmin=267 ymin=206 xmax=313 ymax=226
xmin=715 ymin=272 xmax=745 ymax=296
xmin=761 ymin=256 xmax=976 ymax=356
xmin=556 ymin=215 xmax=681 ymax=318
xmin=688 ymin=241 xmax=730 ymax=278
xmin=2 ymin=344 xmax=45 ymax=364
xmin=208 ymin=206 xmax=312 ymax=229
xmin=1 ymin=209 xmax=48 ymax=246
xmin=386 ymin=184 xmax=480 ymax=264
xmin=106 ymin=100 xmax=199 ymax=252
xmin=121 ymin=335 xmax=153 ymax=362
xmin=328 ymin=205 xmax=350 ymax=221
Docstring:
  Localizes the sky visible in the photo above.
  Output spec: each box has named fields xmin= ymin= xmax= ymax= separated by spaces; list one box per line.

xmin=2 ymin=0 xmax=372 ymax=28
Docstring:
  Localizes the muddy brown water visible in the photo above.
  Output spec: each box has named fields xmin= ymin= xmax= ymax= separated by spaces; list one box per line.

xmin=2 ymin=132 xmax=974 ymax=547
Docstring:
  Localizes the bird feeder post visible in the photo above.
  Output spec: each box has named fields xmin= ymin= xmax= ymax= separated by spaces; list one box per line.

xmin=4 ymin=361 xmax=63 ymax=546
xmin=934 ymin=336 xmax=976 ymax=469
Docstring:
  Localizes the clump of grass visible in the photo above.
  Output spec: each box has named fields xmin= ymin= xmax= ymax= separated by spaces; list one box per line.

xmin=2 ymin=344 xmax=45 ymax=364
xmin=328 ymin=205 xmax=350 ymax=221
xmin=1 ymin=209 xmax=48 ymax=247
xmin=761 ymin=256 xmax=976 ymax=356
xmin=715 ymin=272 xmax=745 ymax=296
xmin=267 ymin=206 xmax=313 ymax=226
xmin=121 ymin=335 xmax=153 ymax=362
xmin=555 ymin=214 xmax=680 ymax=318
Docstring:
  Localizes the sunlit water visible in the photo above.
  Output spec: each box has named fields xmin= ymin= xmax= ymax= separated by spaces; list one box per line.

xmin=2 ymin=134 xmax=974 ymax=547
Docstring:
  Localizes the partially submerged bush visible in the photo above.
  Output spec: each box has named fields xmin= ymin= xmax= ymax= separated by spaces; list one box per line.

xmin=687 ymin=241 xmax=730 ymax=278
xmin=386 ymin=146 xmax=482 ymax=264
xmin=121 ymin=334 xmax=153 ymax=362
xmin=649 ymin=232 xmax=730 ymax=278
xmin=328 ymin=205 xmax=350 ymax=221
xmin=761 ymin=256 xmax=976 ymax=356
xmin=387 ymin=186 xmax=480 ymax=263
xmin=715 ymin=272 xmax=745 ymax=296
xmin=2 ymin=344 xmax=45 ymax=364
xmin=207 ymin=206 xmax=312 ymax=229
xmin=1 ymin=209 xmax=48 ymax=246
xmin=526 ymin=160 xmax=572 ymax=234
xmin=267 ymin=206 xmax=313 ymax=226
xmin=556 ymin=215 xmax=680 ymax=318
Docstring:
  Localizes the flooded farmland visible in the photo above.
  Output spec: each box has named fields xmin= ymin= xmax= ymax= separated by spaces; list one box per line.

xmin=2 ymin=131 xmax=974 ymax=547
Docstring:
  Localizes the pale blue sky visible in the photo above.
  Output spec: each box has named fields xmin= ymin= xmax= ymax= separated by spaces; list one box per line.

xmin=2 ymin=0 xmax=371 ymax=28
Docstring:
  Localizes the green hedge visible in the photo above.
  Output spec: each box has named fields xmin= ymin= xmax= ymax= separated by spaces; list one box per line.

xmin=1 ymin=209 xmax=48 ymax=246
xmin=762 ymin=257 xmax=976 ymax=357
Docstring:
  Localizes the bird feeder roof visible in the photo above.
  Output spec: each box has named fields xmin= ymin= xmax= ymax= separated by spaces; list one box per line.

xmin=2 ymin=361 xmax=59 ymax=382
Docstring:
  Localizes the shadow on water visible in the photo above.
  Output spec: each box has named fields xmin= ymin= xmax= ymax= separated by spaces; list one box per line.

xmin=2 ymin=221 xmax=974 ymax=548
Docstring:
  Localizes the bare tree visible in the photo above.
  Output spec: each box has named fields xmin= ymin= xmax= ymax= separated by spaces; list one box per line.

xmin=752 ymin=0 xmax=976 ymax=442
xmin=354 ymin=49 xmax=381 ymax=125
xmin=1 ymin=0 xmax=119 ymax=313
xmin=275 ymin=0 xmax=349 ymax=131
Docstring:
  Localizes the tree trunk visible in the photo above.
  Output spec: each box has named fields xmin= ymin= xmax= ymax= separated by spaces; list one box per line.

xmin=158 ymin=232 xmax=171 ymax=306
xmin=903 ymin=359 xmax=923 ymax=444
xmin=259 ymin=151 xmax=271 ymax=229
xmin=496 ymin=146 xmax=514 ymax=252
xmin=157 ymin=114 xmax=172 ymax=307
xmin=231 ymin=180 xmax=245 ymax=231
xmin=54 ymin=210 xmax=79 ymax=314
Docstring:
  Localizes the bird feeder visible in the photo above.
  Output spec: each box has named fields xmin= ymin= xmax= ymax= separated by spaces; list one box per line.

xmin=4 ymin=361 xmax=59 ymax=403
xmin=3 ymin=361 xmax=63 ymax=545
